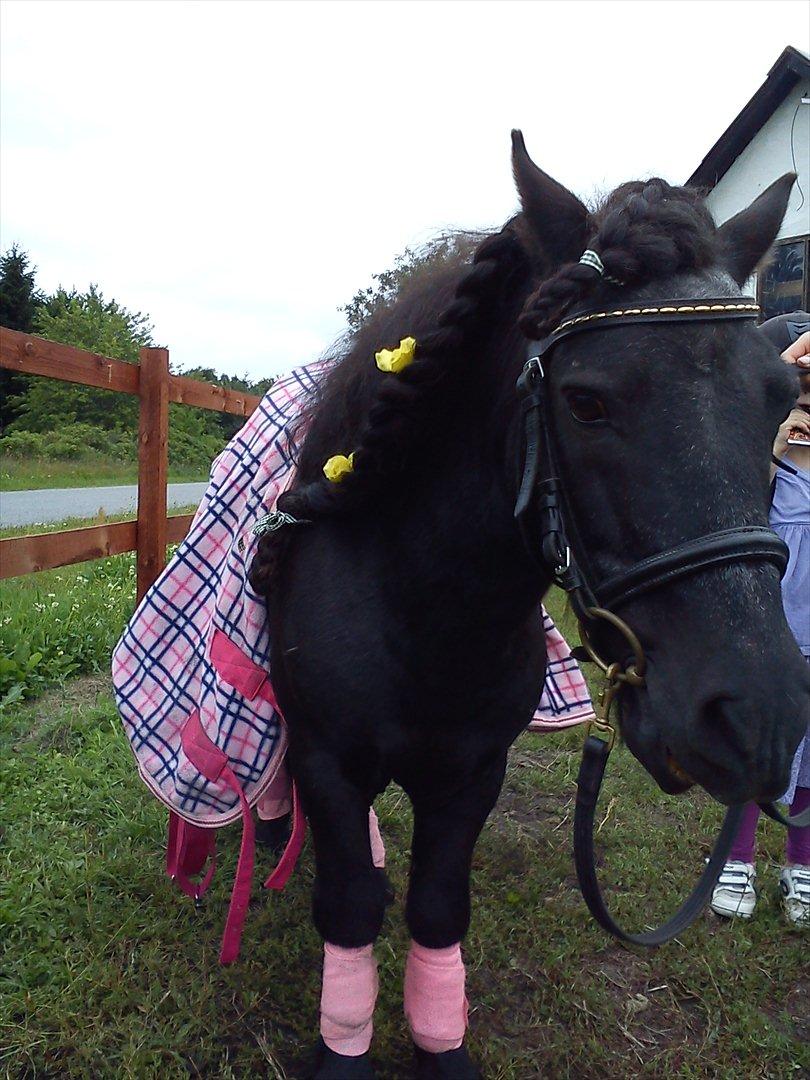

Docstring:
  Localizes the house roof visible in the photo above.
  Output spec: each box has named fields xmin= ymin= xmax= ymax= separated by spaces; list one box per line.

xmin=687 ymin=46 xmax=810 ymax=190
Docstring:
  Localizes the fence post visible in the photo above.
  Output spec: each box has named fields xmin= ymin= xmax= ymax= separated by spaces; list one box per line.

xmin=136 ymin=347 xmax=170 ymax=602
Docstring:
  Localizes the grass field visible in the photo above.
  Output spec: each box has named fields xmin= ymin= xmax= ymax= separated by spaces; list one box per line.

xmin=0 ymin=563 xmax=807 ymax=1078
xmin=0 ymin=456 xmax=207 ymax=491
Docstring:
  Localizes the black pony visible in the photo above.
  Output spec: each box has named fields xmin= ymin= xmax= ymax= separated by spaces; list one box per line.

xmin=251 ymin=133 xmax=809 ymax=1079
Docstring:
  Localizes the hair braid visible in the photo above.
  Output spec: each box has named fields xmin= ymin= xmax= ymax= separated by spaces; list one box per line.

xmin=518 ymin=180 xmax=720 ymax=339
xmin=248 ymin=228 xmax=528 ymax=594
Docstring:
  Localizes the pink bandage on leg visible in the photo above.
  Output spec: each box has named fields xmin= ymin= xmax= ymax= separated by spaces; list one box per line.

xmin=369 ymin=808 xmax=386 ymax=868
xmin=404 ymin=941 xmax=468 ymax=1054
xmin=257 ymin=761 xmax=291 ymax=820
xmin=320 ymin=942 xmax=378 ymax=1057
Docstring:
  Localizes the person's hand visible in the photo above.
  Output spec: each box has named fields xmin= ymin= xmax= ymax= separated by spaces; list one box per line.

xmin=781 ymin=330 xmax=810 ymax=369
xmin=774 ymin=406 xmax=810 ymax=458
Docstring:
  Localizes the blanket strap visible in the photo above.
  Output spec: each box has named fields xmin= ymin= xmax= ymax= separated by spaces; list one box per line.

xmin=264 ymin=779 xmax=307 ymax=890
xmin=180 ymin=711 xmax=256 ymax=965
xmin=166 ymin=812 xmax=217 ymax=902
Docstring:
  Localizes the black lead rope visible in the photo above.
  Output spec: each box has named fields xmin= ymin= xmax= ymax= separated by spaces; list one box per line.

xmin=758 ymin=800 xmax=810 ymax=829
xmin=574 ymin=736 xmax=746 ymax=946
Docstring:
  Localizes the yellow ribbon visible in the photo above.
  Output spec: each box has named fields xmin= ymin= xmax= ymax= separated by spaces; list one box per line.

xmin=375 ymin=336 xmax=417 ymax=373
xmin=323 ymin=452 xmax=355 ymax=483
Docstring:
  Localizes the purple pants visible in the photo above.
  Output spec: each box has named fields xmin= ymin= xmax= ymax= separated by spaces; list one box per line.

xmin=730 ymin=787 xmax=810 ymax=865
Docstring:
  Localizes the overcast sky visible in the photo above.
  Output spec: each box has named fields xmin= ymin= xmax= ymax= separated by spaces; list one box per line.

xmin=1 ymin=1 xmax=807 ymax=380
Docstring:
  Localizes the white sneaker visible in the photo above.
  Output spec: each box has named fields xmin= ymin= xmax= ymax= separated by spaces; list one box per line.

xmin=710 ymin=861 xmax=757 ymax=919
xmin=779 ymin=865 xmax=810 ymax=926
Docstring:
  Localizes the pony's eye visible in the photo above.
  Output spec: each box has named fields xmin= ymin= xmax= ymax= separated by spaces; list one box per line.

xmin=566 ymin=392 xmax=607 ymax=425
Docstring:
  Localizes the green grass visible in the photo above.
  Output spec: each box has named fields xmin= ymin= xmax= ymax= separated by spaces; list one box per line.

xmin=0 ymin=455 xmax=207 ymax=491
xmin=0 ymin=679 xmax=806 ymax=1079
xmin=0 ymin=572 xmax=807 ymax=1078
xmin=0 ymin=510 xmax=196 ymax=710
xmin=0 ymin=554 xmax=135 ymax=711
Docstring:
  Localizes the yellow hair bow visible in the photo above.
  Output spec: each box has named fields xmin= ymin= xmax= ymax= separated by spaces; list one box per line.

xmin=323 ymin=452 xmax=355 ymax=483
xmin=375 ymin=336 xmax=417 ymax=374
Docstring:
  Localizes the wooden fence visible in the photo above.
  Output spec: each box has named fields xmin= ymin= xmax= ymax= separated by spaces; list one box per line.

xmin=0 ymin=327 xmax=261 ymax=600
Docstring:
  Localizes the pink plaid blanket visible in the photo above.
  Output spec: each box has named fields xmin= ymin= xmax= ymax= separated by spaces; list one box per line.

xmin=112 ymin=360 xmax=592 ymax=962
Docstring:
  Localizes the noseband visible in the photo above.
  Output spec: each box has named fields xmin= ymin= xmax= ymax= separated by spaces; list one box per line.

xmin=514 ymin=297 xmax=804 ymax=946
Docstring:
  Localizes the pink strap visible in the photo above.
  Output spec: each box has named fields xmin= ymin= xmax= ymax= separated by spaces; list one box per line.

xmin=255 ymin=679 xmax=307 ymax=890
xmin=180 ymin=711 xmax=256 ymax=965
xmin=210 ymin=628 xmax=267 ymax=698
xmin=217 ymin=767 xmax=256 ymax=964
xmin=166 ymin=812 xmax=217 ymax=900
xmin=264 ymin=779 xmax=307 ymax=890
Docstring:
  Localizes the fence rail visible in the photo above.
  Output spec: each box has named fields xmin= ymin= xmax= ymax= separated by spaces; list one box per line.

xmin=0 ymin=327 xmax=261 ymax=599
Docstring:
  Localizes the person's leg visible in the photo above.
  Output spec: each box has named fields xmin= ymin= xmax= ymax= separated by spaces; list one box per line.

xmin=786 ymin=787 xmax=810 ymax=866
xmin=711 ymin=802 xmax=760 ymax=919
xmin=780 ymin=786 xmax=810 ymax=925
xmin=729 ymin=801 xmax=760 ymax=862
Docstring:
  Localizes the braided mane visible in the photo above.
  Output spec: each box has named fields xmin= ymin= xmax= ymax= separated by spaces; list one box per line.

xmin=519 ymin=180 xmax=721 ymax=338
xmin=250 ymin=178 xmax=723 ymax=593
xmin=274 ymin=227 xmax=529 ymax=516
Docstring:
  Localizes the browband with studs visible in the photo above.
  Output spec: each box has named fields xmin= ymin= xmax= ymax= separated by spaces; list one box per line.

xmin=530 ymin=298 xmax=760 ymax=360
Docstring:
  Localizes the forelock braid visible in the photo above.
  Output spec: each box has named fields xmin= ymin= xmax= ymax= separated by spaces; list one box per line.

xmin=248 ymin=229 xmax=527 ymax=595
xmin=518 ymin=180 xmax=720 ymax=339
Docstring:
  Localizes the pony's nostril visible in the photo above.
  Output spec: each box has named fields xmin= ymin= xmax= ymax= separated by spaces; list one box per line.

xmin=691 ymin=695 xmax=758 ymax=769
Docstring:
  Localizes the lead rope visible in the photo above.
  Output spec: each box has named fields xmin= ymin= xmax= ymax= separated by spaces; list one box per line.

xmin=572 ymin=631 xmax=744 ymax=945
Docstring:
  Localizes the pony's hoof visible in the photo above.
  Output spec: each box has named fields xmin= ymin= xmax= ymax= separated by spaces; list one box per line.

xmin=255 ymin=813 xmax=291 ymax=854
xmin=376 ymin=867 xmax=396 ymax=906
xmin=311 ymin=1037 xmax=376 ymax=1079
xmin=413 ymin=1043 xmax=482 ymax=1079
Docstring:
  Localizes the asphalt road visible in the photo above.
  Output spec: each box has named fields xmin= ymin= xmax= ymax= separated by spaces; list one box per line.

xmin=0 ymin=482 xmax=208 ymax=528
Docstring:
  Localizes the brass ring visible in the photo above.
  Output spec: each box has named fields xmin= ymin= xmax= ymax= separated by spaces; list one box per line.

xmin=578 ymin=606 xmax=647 ymax=683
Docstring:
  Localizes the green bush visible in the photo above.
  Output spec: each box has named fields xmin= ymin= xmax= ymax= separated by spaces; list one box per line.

xmin=0 ymin=430 xmax=49 ymax=458
xmin=168 ymin=428 xmax=223 ymax=472
xmin=47 ymin=423 xmax=131 ymax=461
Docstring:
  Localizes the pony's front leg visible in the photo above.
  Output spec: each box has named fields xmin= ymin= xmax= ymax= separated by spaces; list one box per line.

xmin=405 ymin=754 xmax=507 ymax=1080
xmin=296 ymin=750 xmax=388 ymax=1080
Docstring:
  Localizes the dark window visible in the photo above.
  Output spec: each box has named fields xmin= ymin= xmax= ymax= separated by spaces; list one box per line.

xmin=759 ymin=236 xmax=809 ymax=318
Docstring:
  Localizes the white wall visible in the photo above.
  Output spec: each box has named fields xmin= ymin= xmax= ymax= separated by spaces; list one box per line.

xmin=704 ymin=80 xmax=810 ymax=239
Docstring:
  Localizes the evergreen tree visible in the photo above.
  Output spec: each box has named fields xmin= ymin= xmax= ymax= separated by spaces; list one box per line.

xmin=0 ymin=244 xmax=43 ymax=332
xmin=0 ymin=245 xmax=44 ymax=429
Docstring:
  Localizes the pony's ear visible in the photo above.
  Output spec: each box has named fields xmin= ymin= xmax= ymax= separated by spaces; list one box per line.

xmin=511 ymin=129 xmax=589 ymax=264
xmin=716 ymin=173 xmax=796 ymax=286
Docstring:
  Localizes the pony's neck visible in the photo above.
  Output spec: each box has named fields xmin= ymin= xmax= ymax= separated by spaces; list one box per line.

xmin=386 ymin=328 xmax=548 ymax=623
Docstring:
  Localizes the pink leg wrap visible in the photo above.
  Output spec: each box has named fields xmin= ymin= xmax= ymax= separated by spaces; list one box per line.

xmin=369 ymin=808 xmax=386 ymax=868
xmin=404 ymin=941 xmax=468 ymax=1054
xmin=257 ymin=762 xmax=291 ymax=820
xmin=320 ymin=943 xmax=378 ymax=1057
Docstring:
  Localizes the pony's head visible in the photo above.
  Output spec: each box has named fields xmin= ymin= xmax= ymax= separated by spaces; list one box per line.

xmin=512 ymin=131 xmax=809 ymax=805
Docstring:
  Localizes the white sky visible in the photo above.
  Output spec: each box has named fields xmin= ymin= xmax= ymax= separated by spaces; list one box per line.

xmin=1 ymin=0 xmax=807 ymax=380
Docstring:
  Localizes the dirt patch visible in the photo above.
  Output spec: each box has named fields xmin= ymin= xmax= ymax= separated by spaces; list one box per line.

xmin=761 ymin=974 xmax=810 ymax=1046
xmin=12 ymin=674 xmax=113 ymax=751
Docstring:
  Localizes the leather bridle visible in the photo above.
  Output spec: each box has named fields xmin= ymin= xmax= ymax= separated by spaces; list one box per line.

xmin=515 ymin=296 xmax=808 ymax=946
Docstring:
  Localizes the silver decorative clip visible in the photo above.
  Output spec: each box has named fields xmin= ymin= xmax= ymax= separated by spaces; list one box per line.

xmin=253 ymin=510 xmax=311 ymax=537
xmin=578 ymin=249 xmax=623 ymax=286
